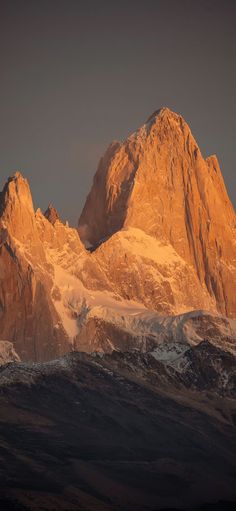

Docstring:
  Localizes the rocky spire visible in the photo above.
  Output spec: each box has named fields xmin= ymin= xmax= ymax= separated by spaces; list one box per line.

xmin=0 ymin=171 xmax=43 ymax=250
xmin=44 ymin=204 xmax=60 ymax=225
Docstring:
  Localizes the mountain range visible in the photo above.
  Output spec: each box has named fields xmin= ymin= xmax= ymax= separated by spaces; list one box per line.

xmin=0 ymin=107 xmax=235 ymax=363
xmin=0 ymin=108 xmax=236 ymax=510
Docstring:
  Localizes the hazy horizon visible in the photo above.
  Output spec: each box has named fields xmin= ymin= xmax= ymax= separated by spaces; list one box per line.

xmin=1 ymin=0 xmax=236 ymax=225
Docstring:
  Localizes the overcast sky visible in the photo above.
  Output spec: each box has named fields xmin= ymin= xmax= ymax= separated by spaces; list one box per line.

xmin=0 ymin=0 xmax=235 ymax=224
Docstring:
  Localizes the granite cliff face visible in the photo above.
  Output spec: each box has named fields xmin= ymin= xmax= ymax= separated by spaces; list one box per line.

xmin=79 ymin=108 xmax=236 ymax=318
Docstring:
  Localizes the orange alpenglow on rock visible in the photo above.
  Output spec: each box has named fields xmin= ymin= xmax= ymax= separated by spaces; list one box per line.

xmin=0 ymin=171 xmax=84 ymax=361
xmin=79 ymin=107 xmax=236 ymax=318
xmin=0 ymin=108 xmax=235 ymax=363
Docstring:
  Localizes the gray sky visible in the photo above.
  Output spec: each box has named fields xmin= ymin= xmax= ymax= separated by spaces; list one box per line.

xmin=0 ymin=0 xmax=235 ymax=225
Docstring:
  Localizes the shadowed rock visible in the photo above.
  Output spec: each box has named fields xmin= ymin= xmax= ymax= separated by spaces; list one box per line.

xmin=44 ymin=203 xmax=60 ymax=225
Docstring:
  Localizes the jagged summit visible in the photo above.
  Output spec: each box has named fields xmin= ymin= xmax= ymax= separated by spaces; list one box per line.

xmin=145 ymin=106 xmax=179 ymax=123
xmin=5 ymin=170 xmax=24 ymax=182
xmin=0 ymin=171 xmax=32 ymax=204
xmin=146 ymin=107 xmax=164 ymax=122
xmin=0 ymin=171 xmax=30 ymax=203
xmin=0 ymin=171 xmax=30 ymax=204
xmin=44 ymin=203 xmax=60 ymax=225
xmin=0 ymin=170 xmax=39 ymax=245
xmin=13 ymin=170 xmax=24 ymax=179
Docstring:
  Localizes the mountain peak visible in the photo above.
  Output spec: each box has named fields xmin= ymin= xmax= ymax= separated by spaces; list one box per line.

xmin=146 ymin=106 xmax=175 ymax=122
xmin=13 ymin=170 xmax=24 ymax=180
xmin=2 ymin=170 xmax=29 ymax=192
xmin=79 ymin=109 xmax=236 ymax=318
xmin=0 ymin=171 xmax=33 ymax=217
xmin=0 ymin=171 xmax=44 ymax=252
xmin=4 ymin=171 xmax=29 ymax=194
xmin=44 ymin=204 xmax=60 ymax=225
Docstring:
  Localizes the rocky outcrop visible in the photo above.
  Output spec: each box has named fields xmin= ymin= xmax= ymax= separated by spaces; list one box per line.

xmin=36 ymin=206 xmax=85 ymax=255
xmin=0 ymin=340 xmax=20 ymax=365
xmin=79 ymin=108 xmax=236 ymax=317
xmin=44 ymin=203 xmax=60 ymax=225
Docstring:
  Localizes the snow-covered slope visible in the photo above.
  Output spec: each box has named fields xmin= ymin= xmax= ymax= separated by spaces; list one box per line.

xmin=93 ymin=227 xmax=215 ymax=314
xmin=37 ymin=227 xmax=235 ymax=356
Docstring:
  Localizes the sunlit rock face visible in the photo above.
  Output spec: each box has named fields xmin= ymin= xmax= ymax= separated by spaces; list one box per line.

xmin=79 ymin=108 xmax=236 ymax=317
xmin=0 ymin=172 xmax=45 ymax=261
xmin=0 ymin=108 xmax=235 ymax=362
xmin=93 ymin=227 xmax=215 ymax=315
xmin=0 ymin=172 xmax=73 ymax=361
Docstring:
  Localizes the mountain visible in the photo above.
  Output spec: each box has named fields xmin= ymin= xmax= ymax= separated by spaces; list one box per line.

xmin=0 ymin=344 xmax=235 ymax=510
xmin=0 ymin=108 xmax=235 ymax=362
xmin=0 ymin=109 xmax=236 ymax=510
xmin=0 ymin=172 xmax=83 ymax=361
xmin=79 ymin=108 xmax=236 ymax=318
